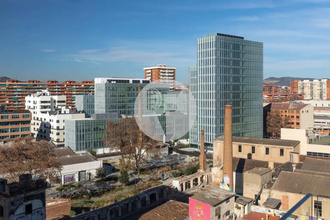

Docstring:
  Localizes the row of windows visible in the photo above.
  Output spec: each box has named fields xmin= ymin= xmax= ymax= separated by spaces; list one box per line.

xmin=238 ymin=145 xmax=284 ymax=156
xmin=0 ymin=114 xmax=30 ymax=119
xmin=307 ymin=152 xmax=330 ymax=157
xmin=0 ymin=127 xmax=30 ymax=133
xmin=0 ymin=121 xmax=30 ymax=126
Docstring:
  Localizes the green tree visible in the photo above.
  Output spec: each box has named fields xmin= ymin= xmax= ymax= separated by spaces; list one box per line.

xmin=118 ymin=170 xmax=129 ymax=184
xmin=96 ymin=167 xmax=107 ymax=178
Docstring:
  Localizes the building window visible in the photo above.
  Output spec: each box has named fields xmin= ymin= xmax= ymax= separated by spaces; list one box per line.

xmin=238 ymin=145 xmax=242 ymax=152
xmin=21 ymin=127 xmax=30 ymax=132
xmin=226 ymin=210 xmax=230 ymax=216
xmin=296 ymin=116 xmax=300 ymax=119
xmin=266 ymin=148 xmax=269 ymax=155
xmin=1 ymin=115 xmax=8 ymax=120
xmin=56 ymin=120 xmax=59 ymax=123
xmin=252 ymin=146 xmax=255 ymax=154
xmin=280 ymin=149 xmax=284 ymax=156
xmin=296 ymin=122 xmax=300 ymax=125
xmin=0 ymin=205 xmax=3 ymax=217
xmin=25 ymin=203 xmax=32 ymax=215
xmin=12 ymin=115 xmax=20 ymax=119
xmin=215 ymin=207 xmax=221 ymax=218
xmin=23 ymin=114 xmax=30 ymax=118
xmin=314 ymin=201 xmax=322 ymax=217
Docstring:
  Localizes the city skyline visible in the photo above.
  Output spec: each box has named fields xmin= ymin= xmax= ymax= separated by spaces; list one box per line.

xmin=1 ymin=0 xmax=330 ymax=84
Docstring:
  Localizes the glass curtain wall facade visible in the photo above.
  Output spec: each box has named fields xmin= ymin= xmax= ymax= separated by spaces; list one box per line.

xmin=65 ymin=118 xmax=119 ymax=152
xmin=189 ymin=33 xmax=263 ymax=148
xmin=75 ymin=95 xmax=95 ymax=117
xmin=95 ymin=78 xmax=150 ymax=116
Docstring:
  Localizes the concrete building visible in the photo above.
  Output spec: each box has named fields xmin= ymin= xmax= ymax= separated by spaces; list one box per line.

xmin=214 ymin=136 xmax=300 ymax=164
xmin=189 ymin=33 xmax=263 ymax=149
xmin=0 ymin=79 xmax=94 ymax=111
xmin=54 ymin=147 xmax=102 ymax=184
xmin=270 ymin=103 xmax=314 ymax=130
xmin=290 ymin=79 xmax=330 ymax=100
xmin=75 ymin=94 xmax=95 ymax=117
xmin=189 ymin=186 xmax=236 ymax=220
xmin=65 ymin=113 xmax=119 ymax=153
xmin=143 ymin=64 xmax=176 ymax=89
xmin=25 ymin=90 xmax=85 ymax=146
xmin=0 ymin=174 xmax=47 ymax=220
xmin=94 ymin=77 xmax=150 ymax=115
xmin=243 ymin=167 xmax=272 ymax=202
xmin=0 ymin=111 xmax=31 ymax=140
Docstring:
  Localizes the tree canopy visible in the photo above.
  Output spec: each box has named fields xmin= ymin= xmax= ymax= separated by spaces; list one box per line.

xmin=0 ymin=136 xmax=62 ymax=182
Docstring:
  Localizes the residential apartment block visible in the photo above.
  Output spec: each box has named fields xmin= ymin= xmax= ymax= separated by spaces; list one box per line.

xmin=0 ymin=79 xmax=94 ymax=111
xmin=25 ymin=90 xmax=85 ymax=147
xmin=263 ymin=84 xmax=303 ymax=102
xmin=189 ymin=33 xmax=263 ymax=148
xmin=0 ymin=111 xmax=31 ymax=140
xmin=143 ymin=64 xmax=176 ymax=89
xmin=269 ymin=103 xmax=314 ymax=130
xmin=290 ymin=79 xmax=330 ymax=100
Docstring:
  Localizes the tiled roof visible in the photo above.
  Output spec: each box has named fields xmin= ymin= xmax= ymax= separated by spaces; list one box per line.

xmin=215 ymin=136 xmax=300 ymax=147
xmin=272 ymin=171 xmax=330 ymax=196
xmin=233 ymin=158 xmax=282 ymax=173
xmin=54 ymin=147 xmax=75 ymax=157
xmin=58 ymin=153 xmax=97 ymax=166
xmin=270 ymin=103 xmax=308 ymax=110
xmin=300 ymin=157 xmax=330 ymax=173
xmin=243 ymin=212 xmax=280 ymax=220
xmin=138 ymin=200 xmax=189 ymax=220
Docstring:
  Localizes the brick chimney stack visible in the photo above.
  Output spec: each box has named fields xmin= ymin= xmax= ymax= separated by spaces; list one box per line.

xmin=199 ymin=130 xmax=206 ymax=171
xmin=223 ymin=104 xmax=233 ymax=190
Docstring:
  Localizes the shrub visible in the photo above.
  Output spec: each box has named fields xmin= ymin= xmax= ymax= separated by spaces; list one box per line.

xmin=118 ymin=170 xmax=129 ymax=184
xmin=69 ymin=210 xmax=76 ymax=217
xmin=96 ymin=167 xmax=107 ymax=178
xmin=172 ymin=171 xmax=183 ymax=178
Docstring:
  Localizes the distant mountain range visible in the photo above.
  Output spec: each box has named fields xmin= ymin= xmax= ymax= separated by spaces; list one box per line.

xmin=0 ymin=76 xmax=11 ymax=82
xmin=263 ymin=77 xmax=320 ymax=86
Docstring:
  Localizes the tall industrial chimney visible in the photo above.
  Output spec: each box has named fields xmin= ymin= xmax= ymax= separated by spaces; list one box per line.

xmin=199 ymin=130 xmax=206 ymax=171
xmin=223 ymin=104 xmax=233 ymax=190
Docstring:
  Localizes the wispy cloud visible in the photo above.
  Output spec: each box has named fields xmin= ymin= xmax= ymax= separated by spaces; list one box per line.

xmin=233 ymin=16 xmax=260 ymax=21
xmin=79 ymin=49 xmax=103 ymax=54
xmin=75 ymin=58 xmax=84 ymax=63
xmin=40 ymin=49 xmax=55 ymax=52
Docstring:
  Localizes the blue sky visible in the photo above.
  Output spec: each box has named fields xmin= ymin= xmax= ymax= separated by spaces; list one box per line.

xmin=1 ymin=0 xmax=330 ymax=84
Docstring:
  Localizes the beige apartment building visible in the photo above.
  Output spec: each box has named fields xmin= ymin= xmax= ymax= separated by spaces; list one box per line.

xmin=213 ymin=136 xmax=300 ymax=164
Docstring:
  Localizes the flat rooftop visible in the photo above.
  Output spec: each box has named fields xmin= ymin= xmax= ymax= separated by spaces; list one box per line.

xmin=310 ymin=136 xmax=330 ymax=145
xmin=190 ymin=185 xmax=235 ymax=207
xmin=215 ymin=136 xmax=300 ymax=147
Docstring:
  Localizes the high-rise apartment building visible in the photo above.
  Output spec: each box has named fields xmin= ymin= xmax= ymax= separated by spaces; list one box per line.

xmin=0 ymin=79 xmax=94 ymax=111
xmin=94 ymin=78 xmax=150 ymax=115
xmin=189 ymin=33 xmax=263 ymax=148
xmin=144 ymin=65 xmax=176 ymax=89
xmin=290 ymin=79 xmax=330 ymax=100
xmin=25 ymin=90 xmax=85 ymax=146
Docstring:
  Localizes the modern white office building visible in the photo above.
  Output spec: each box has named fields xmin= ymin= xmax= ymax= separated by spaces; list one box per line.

xmin=25 ymin=90 xmax=85 ymax=147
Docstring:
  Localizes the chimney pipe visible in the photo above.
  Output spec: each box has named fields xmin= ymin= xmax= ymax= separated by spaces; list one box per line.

xmin=223 ymin=104 xmax=233 ymax=190
xmin=199 ymin=130 xmax=206 ymax=171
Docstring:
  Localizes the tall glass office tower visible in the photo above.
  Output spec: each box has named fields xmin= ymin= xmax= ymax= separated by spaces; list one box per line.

xmin=189 ymin=33 xmax=263 ymax=148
